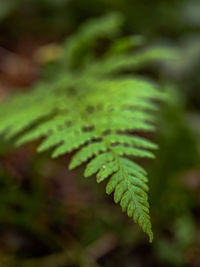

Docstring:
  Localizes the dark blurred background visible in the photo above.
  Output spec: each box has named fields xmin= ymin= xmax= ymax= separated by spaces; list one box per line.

xmin=0 ymin=0 xmax=200 ymax=266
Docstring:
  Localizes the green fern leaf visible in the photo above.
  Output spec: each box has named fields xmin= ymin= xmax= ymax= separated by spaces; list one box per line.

xmin=0 ymin=13 xmax=177 ymax=242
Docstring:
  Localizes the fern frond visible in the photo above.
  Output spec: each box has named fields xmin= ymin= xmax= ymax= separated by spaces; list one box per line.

xmin=104 ymin=35 xmax=145 ymax=57
xmin=105 ymin=158 xmax=153 ymax=242
xmin=63 ymin=13 xmax=123 ymax=68
xmin=87 ymin=46 xmax=179 ymax=75
xmin=0 ymin=13 xmax=176 ymax=241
